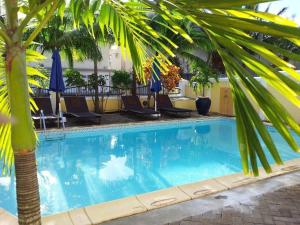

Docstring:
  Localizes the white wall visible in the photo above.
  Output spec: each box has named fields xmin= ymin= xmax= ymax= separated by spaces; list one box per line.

xmin=40 ymin=45 xmax=133 ymax=86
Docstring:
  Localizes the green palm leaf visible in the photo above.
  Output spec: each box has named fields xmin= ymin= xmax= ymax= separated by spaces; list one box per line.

xmin=0 ymin=41 xmax=45 ymax=174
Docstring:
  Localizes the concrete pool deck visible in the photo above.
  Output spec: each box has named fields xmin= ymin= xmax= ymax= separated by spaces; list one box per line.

xmin=1 ymin=158 xmax=300 ymax=225
xmin=102 ymin=170 xmax=300 ymax=225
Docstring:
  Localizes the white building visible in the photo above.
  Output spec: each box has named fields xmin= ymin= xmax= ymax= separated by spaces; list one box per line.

xmin=41 ymin=45 xmax=133 ymax=86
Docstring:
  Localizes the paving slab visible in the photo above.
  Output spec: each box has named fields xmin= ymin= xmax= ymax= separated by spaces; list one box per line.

xmin=178 ymin=179 xmax=227 ymax=199
xmin=101 ymin=170 xmax=300 ymax=225
xmin=42 ymin=212 xmax=73 ymax=225
xmin=69 ymin=208 xmax=91 ymax=225
xmin=85 ymin=196 xmax=147 ymax=224
xmin=0 ymin=210 xmax=17 ymax=225
xmin=137 ymin=187 xmax=190 ymax=210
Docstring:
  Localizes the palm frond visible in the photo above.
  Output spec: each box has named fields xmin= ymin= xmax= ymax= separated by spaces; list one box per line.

xmin=0 ymin=41 xmax=46 ymax=174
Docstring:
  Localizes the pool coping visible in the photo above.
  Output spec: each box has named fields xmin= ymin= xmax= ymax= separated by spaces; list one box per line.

xmin=36 ymin=116 xmax=228 ymax=135
xmin=1 ymin=157 xmax=300 ymax=225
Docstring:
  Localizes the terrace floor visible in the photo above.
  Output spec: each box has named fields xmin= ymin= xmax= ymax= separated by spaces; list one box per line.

xmin=102 ymin=170 xmax=300 ymax=225
xmin=39 ymin=111 xmax=222 ymax=130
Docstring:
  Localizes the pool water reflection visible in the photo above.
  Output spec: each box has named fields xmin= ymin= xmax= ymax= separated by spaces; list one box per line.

xmin=0 ymin=119 xmax=299 ymax=215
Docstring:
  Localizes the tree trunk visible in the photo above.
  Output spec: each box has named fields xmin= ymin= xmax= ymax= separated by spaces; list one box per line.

xmin=14 ymin=152 xmax=41 ymax=225
xmin=93 ymin=59 xmax=100 ymax=113
xmin=147 ymin=81 xmax=151 ymax=108
xmin=131 ymin=68 xmax=137 ymax=96
xmin=6 ymin=45 xmax=41 ymax=224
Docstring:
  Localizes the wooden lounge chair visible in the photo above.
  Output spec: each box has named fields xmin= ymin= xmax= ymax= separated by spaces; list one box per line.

xmin=63 ymin=96 xmax=101 ymax=123
xmin=157 ymin=94 xmax=192 ymax=117
xmin=121 ymin=95 xmax=160 ymax=118
xmin=32 ymin=97 xmax=59 ymax=128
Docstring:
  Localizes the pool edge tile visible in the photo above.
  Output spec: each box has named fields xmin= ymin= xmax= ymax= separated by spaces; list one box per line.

xmin=42 ymin=212 xmax=73 ymax=225
xmin=68 ymin=208 xmax=91 ymax=225
xmin=215 ymin=173 xmax=259 ymax=189
xmin=84 ymin=196 xmax=147 ymax=224
xmin=258 ymin=158 xmax=300 ymax=179
xmin=0 ymin=209 xmax=17 ymax=225
xmin=136 ymin=186 xmax=191 ymax=210
xmin=178 ymin=179 xmax=228 ymax=199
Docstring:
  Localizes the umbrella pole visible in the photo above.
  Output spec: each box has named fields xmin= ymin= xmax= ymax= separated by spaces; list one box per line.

xmin=155 ymin=92 xmax=157 ymax=112
xmin=56 ymin=92 xmax=61 ymax=128
xmin=55 ymin=92 xmax=59 ymax=114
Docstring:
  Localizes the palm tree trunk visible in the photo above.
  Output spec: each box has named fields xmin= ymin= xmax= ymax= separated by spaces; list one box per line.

xmin=5 ymin=0 xmax=41 ymax=223
xmin=93 ymin=59 xmax=100 ymax=113
xmin=6 ymin=45 xmax=41 ymax=224
xmin=131 ymin=67 xmax=137 ymax=96
xmin=14 ymin=151 xmax=40 ymax=225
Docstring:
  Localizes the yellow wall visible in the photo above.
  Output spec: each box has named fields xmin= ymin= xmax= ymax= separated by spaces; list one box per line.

xmin=58 ymin=78 xmax=300 ymax=123
xmin=173 ymin=98 xmax=197 ymax=110
xmin=60 ymin=96 xmax=155 ymax=113
xmin=185 ymin=85 xmax=197 ymax=99
xmin=210 ymin=81 xmax=231 ymax=113
xmin=208 ymin=78 xmax=300 ymax=123
xmin=265 ymin=85 xmax=300 ymax=123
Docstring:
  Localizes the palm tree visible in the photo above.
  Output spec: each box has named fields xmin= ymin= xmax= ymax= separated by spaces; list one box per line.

xmin=150 ymin=16 xmax=215 ymax=73
xmin=72 ymin=25 xmax=113 ymax=113
xmin=25 ymin=14 xmax=77 ymax=68
xmin=0 ymin=1 xmax=300 ymax=224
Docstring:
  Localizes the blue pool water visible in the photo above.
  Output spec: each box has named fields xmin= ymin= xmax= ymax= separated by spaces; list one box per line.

xmin=0 ymin=118 xmax=300 ymax=215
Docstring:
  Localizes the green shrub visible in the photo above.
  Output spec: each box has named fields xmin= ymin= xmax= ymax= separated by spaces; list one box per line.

xmin=88 ymin=73 xmax=106 ymax=87
xmin=64 ymin=69 xmax=86 ymax=87
xmin=111 ymin=70 xmax=132 ymax=89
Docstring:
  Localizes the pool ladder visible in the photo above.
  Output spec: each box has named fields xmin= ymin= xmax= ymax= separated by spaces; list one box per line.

xmin=40 ymin=110 xmax=66 ymax=140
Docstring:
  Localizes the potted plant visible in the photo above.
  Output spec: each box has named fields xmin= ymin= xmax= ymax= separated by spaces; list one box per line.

xmin=190 ymin=63 xmax=218 ymax=115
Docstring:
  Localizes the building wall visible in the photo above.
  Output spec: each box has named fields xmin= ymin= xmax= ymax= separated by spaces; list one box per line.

xmin=184 ymin=74 xmax=300 ymax=123
xmin=41 ymin=45 xmax=133 ymax=86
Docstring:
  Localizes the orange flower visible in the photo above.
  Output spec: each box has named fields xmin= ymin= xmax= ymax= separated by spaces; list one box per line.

xmin=161 ymin=64 xmax=181 ymax=91
xmin=142 ymin=58 xmax=181 ymax=91
xmin=142 ymin=58 xmax=153 ymax=82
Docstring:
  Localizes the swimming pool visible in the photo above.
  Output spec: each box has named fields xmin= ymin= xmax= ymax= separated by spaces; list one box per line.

xmin=0 ymin=118 xmax=299 ymax=216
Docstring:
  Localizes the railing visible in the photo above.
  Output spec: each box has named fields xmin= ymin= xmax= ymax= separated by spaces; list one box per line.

xmin=62 ymin=86 xmax=129 ymax=97
xmin=32 ymin=85 xmax=181 ymax=97
xmin=31 ymin=87 xmax=50 ymax=96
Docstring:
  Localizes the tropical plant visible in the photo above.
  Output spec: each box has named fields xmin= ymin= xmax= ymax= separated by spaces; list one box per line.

xmin=111 ymin=70 xmax=132 ymax=89
xmin=88 ymin=73 xmax=106 ymax=112
xmin=1 ymin=1 xmax=300 ymax=225
xmin=249 ymin=4 xmax=300 ymax=61
xmin=88 ymin=73 xmax=106 ymax=87
xmin=161 ymin=64 xmax=181 ymax=91
xmin=64 ymin=68 xmax=86 ymax=87
xmin=25 ymin=14 xmax=78 ymax=68
xmin=190 ymin=63 xmax=219 ymax=97
xmin=149 ymin=16 xmax=214 ymax=74
xmin=32 ymin=65 xmax=51 ymax=89
xmin=71 ymin=24 xmax=109 ymax=113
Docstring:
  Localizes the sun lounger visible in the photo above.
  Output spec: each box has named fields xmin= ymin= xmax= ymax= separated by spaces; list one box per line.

xmin=63 ymin=96 xmax=101 ymax=123
xmin=121 ymin=95 xmax=160 ymax=118
xmin=157 ymin=94 xmax=192 ymax=117
xmin=32 ymin=97 xmax=60 ymax=128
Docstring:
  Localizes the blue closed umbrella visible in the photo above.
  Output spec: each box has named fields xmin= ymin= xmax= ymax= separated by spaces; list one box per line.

xmin=49 ymin=49 xmax=65 ymax=114
xmin=150 ymin=58 xmax=162 ymax=93
xmin=150 ymin=58 xmax=161 ymax=111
